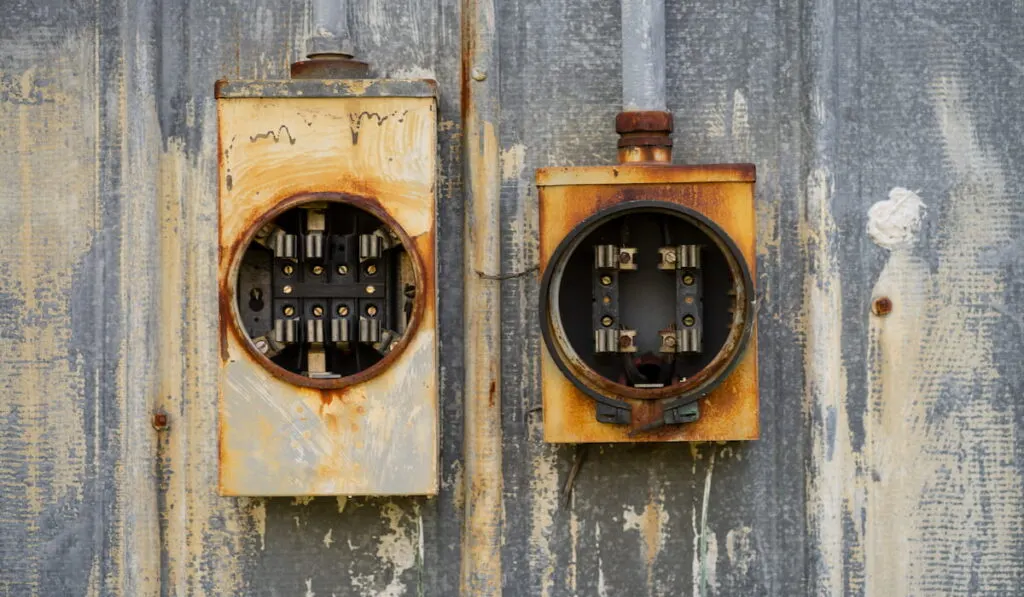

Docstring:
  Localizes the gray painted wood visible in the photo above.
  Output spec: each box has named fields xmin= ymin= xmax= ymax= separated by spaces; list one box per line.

xmin=0 ymin=0 xmax=1022 ymax=595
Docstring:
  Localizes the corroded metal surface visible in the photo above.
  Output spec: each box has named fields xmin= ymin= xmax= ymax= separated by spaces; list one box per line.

xmin=215 ymin=78 xmax=438 ymax=99
xmin=218 ymin=94 xmax=439 ymax=496
xmin=537 ymin=166 xmax=759 ymax=442
xmin=1 ymin=0 xmax=1023 ymax=595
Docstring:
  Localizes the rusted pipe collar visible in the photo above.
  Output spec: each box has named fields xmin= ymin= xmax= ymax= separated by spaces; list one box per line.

xmin=291 ymin=54 xmax=370 ymax=79
xmin=616 ymin=110 xmax=673 ymax=163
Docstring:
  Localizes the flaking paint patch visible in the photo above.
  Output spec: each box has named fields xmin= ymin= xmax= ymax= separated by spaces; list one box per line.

xmin=348 ymin=502 xmax=418 ymax=597
xmin=622 ymin=487 xmax=669 ymax=594
xmin=248 ymin=498 xmax=268 ymax=551
xmin=596 ymin=521 xmax=609 ymax=597
xmin=501 ymin=143 xmax=527 ymax=182
xmin=800 ymin=165 xmax=852 ymax=597
xmin=692 ymin=449 xmax=718 ymax=597
xmin=528 ymin=445 xmax=559 ymax=597
xmin=725 ymin=526 xmax=755 ymax=576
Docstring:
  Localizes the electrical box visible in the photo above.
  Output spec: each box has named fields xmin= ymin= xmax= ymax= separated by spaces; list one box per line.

xmin=537 ymin=163 xmax=758 ymax=442
xmin=216 ymin=79 xmax=438 ymax=495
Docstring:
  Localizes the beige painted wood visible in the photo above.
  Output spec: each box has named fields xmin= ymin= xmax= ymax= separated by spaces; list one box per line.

xmin=217 ymin=92 xmax=438 ymax=496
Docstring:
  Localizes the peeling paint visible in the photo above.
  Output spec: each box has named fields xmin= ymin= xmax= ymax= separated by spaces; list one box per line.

xmin=623 ymin=488 xmax=668 ymax=594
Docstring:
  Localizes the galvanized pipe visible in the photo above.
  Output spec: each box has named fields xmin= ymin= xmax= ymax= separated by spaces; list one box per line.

xmin=460 ymin=0 xmax=503 ymax=594
xmin=309 ymin=0 xmax=352 ymax=56
xmin=621 ymin=0 xmax=667 ymax=112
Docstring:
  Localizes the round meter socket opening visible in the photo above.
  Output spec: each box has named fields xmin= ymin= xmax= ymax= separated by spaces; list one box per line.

xmin=541 ymin=202 xmax=754 ymax=405
xmin=231 ymin=194 xmax=423 ymax=387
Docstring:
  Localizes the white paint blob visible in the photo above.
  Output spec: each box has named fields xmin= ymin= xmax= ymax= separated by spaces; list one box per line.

xmin=867 ymin=187 xmax=926 ymax=250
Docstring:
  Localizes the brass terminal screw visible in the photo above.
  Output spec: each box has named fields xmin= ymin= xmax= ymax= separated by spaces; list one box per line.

xmin=366 ymin=264 xmax=378 ymax=275
xmin=664 ymin=335 xmax=677 ymax=347
xmin=311 ymin=265 xmax=324 ymax=275
xmin=282 ymin=285 xmax=293 ymax=294
xmin=366 ymin=305 xmax=379 ymax=317
xmin=600 ymin=275 xmax=613 ymax=286
xmin=254 ymin=338 xmax=269 ymax=353
xmin=618 ymin=335 xmax=633 ymax=349
xmin=282 ymin=264 xmax=294 ymax=276
xmin=283 ymin=305 xmax=296 ymax=317
xmin=366 ymin=285 xmax=376 ymax=294
xmin=619 ymin=251 xmax=632 ymax=264
xmin=338 ymin=305 xmax=349 ymax=317
xmin=664 ymin=251 xmax=677 ymax=264
xmin=601 ymin=316 xmax=613 ymax=327
xmin=312 ymin=305 xmax=324 ymax=317
xmin=337 ymin=265 xmax=348 ymax=275
xmin=682 ymin=274 xmax=695 ymax=285
xmin=682 ymin=315 xmax=695 ymax=327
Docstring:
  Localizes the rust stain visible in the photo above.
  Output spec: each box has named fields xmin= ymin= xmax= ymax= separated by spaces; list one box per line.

xmin=872 ymin=296 xmax=893 ymax=316
xmin=537 ymin=164 xmax=759 ymax=443
xmin=219 ymin=191 xmax=430 ymax=391
xmin=217 ymin=93 xmax=439 ymax=496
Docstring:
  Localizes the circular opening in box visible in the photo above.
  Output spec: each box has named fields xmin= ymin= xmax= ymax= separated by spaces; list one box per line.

xmin=540 ymin=201 xmax=754 ymax=406
xmin=229 ymin=193 xmax=424 ymax=389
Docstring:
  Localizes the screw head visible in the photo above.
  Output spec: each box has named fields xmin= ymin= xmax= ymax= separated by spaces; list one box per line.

xmin=366 ymin=264 xmax=378 ymax=275
xmin=312 ymin=305 xmax=324 ymax=317
xmin=600 ymin=275 xmax=612 ymax=286
xmin=619 ymin=251 xmax=632 ymax=264
xmin=684 ymin=296 xmax=695 ymax=304
xmin=152 ymin=412 xmax=168 ymax=431
xmin=618 ymin=335 xmax=633 ymax=349
xmin=682 ymin=315 xmax=695 ymax=327
xmin=602 ymin=295 xmax=611 ymax=305
xmin=338 ymin=305 xmax=350 ymax=316
xmin=664 ymin=334 xmax=677 ymax=347
xmin=366 ymin=285 xmax=376 ymax=294
xmin=872 ymin=296 xmax=893 ymax=316
xmin=283 ymin=305 xmax=295 ymax=317
xmin=366 ymin=305 xmax=379 ymax=317
xmin=601 ymin=316 xmax=613 ymax=327
xmin=254 ymin=338 xmax=269 ymax=353
xmin=664 ymin=251 xmax=677 ymax=263
xmin=282 ymin=264 xmax=294 ymax=276
xmin=283 ymin=285 xmax=293 ymax=294
xmin=682 ymin=274 xmax=695 ymax=285
xmin=312 ymin=265 xmax=324 ymax=275
xmin=337 ymin=265 xmax=348 ymax=275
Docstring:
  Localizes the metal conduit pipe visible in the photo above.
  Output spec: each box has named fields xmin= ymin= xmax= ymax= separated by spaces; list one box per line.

xmin=292 ymin=0 xmax=369 ymax=79
xmin=459 ymin=0 xmax=503 ymax=594
xmin=621 ymin=0 xmax=666 ymax=111
xmin=309 ymin=0 xmax=352 ymax=55
xmin=618 ymin=0 xmax=673 ymax=163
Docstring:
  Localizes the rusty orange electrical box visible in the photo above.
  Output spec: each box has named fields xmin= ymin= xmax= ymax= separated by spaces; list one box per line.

xmin=216 ymin=79 xmax=439 ymax=496
xmin=537 ymin=163 xmax=758 ymax=443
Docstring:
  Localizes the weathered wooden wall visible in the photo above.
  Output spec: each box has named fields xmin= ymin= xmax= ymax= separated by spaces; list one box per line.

xmin=1 ymin=0 xmax=1022 ymax=595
